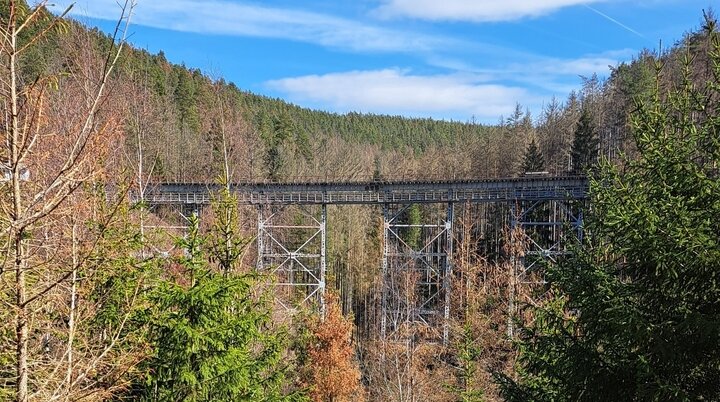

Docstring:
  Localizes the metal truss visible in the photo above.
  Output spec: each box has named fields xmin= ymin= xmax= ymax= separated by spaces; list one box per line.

xmin=506 ymin=198 xmax=584 ymax=337
xmin=144 ymin=176 xmax=589 ymax=206
xmin=141 ymin=176 xmax=589 ymax=341
xmin=257 ymin=204 xmax=326 ymax=314
xmin=381 ymin=202 xmax=454 ymax=344
xmin=511 ymin=199 xmax=584 ymax=278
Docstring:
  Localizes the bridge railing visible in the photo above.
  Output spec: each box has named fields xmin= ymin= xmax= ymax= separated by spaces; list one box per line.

xmin=141 ymin=176 xmax=589 ymax=206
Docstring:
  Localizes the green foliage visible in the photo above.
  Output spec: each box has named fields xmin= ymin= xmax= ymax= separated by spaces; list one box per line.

xmin=84 ymin=190 xmax=156 ymax=334
xmin=570 ymin=107 xmax=599 ymax=174
xmin=137 ymin=216 xmax=305 ymax=402
xmin=174 ymin=66 xmax=201 ymax=132
xmin=610 ymin=52 xmax=656 ymax=108
xmin=498 ymin=16 xmax=720 ymax=401
xmin=207 ymin=177 xmax=251 ymax=275
xmin=258 ymin=111 xmax=316 ymax=180
xmin=522 ymin=138 xmax=545 ymax=173
xmin=404 ymin=204 xmax=422 ymax=250
xmin=259 ymin=112 xmax=291 ymax=180
xmin=448 ymin=324 xmax=485 ymax=402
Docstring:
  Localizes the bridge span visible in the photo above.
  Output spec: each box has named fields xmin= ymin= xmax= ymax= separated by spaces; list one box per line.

xmin=143 ymin=175 xmax=589 ymax=343
xmin=144 ymin=175 xmax=589 ymax=206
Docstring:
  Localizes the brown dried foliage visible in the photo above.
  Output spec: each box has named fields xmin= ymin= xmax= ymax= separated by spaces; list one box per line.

xmin=303 ymin=293 xmax=364 ymax=402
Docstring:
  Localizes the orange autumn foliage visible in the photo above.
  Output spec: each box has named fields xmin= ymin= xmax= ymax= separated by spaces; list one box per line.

xmin=305 ymin=294 xmax=364 ymax=402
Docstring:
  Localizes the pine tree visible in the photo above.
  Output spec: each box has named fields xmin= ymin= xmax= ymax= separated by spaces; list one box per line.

xmin=404 ymin=204 xmax=422 ymax=250
xmin=372 ymin=155 xmax=383 ymax=181
xmin=449 ymin=324 xmax=485 ymax=402
xmin=498 ymin=15 xmax=720 ymax=401
xmin=522 ymin=138 xmax=545 ymax=173
xmin=570 ymin=108 xmax=599 ymax=174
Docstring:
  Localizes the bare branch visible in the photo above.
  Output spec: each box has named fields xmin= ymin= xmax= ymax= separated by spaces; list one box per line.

xmin=16 ymin=4 xmax=74 ymax=56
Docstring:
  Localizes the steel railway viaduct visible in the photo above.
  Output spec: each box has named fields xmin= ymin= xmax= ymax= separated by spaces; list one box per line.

xmin=144 ymin=175 xmax=589 ymax=343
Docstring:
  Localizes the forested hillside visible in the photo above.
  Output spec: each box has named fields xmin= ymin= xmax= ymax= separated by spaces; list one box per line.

xmin=2 ymin=1 xmax=615 ymax=184
xmin=1 ymin=1 xmax=719 ymax=401
xmin=6 ymin=1 xmax=711 ymax=185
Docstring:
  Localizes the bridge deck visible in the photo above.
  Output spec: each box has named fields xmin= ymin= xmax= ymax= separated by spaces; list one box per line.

xmin=143 ymin=176 xmax=589 ymax=205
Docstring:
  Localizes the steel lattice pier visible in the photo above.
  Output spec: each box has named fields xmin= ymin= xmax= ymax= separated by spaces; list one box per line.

xmin=140 ymin=176 xmax=589 ymax=343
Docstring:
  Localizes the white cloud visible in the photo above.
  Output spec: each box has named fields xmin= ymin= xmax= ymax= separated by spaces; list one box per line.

xmin=505 ymin=53 xmax=622 ymax=82
xmin=265 ymin=49 xmax=631 ymax=122
xmin=52 ymin=0 xmax=454 ymax=53
xmin=434 ymin=49 xmax=632 ymax=92
xmin=266 ymin=69 xmax=534 ymax=121
xmin=546 ymin=56 xmax=617 ymax=75
xmin=375 ymin=0 xmax=609 ymax=22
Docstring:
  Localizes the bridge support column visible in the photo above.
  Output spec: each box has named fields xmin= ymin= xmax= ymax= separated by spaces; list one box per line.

xmin=442 ymin=202 xmax=454 ymax=345
xmin=319 ymin=204 xmax=327 ymax=317
xmin=507 ymin=203 xmax=519 ymax=339
xmin=381 ymin=203 xmax=454 ymax=343
xmin=507 ymin=198 xmax=585 ymax=338
xmin=256 ymin=205 xmax=326 ymax=313
xmin=380 ymin=205 xmax=390 ymax=340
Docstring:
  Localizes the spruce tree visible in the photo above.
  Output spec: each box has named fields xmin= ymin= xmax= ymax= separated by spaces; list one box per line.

xmin=522 ymin=138 xmax=545 ymax=173
xmin=138 ymin=215 xmax=305 ymax=402
xmin=404 ymin=204 xmax=422 ymax=250
xmin=206 ymin=176 xmax=250 ymax=275
xmin=570 ymin=108 xmax=599 ymax=174
xmin=498 ymin=16 xmax=720 ymax=401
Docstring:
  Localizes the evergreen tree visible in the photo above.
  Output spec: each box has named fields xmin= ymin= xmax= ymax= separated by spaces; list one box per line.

xmin=498 ymin=17 xmax=720 ymax=401
xmin=449 ymin=324 xmax=485 ymax=402
xmin=570 ymin=108 xmax=599 ymax=174
xmin=404 ymin=204 xmax=422 ymax=250
xmin=522 ymin=138 xmax=545 ymax=173
xmin=206 ymin=176 xmax=250 ymax=275
xmin=261 ymin=113 xmax=296 ymax=181
xmin=372 ymin=155 xmax=383 ymax=181
xmin=174 ymin=67 xmax=200 ymax=132
xmin=138 ymin=216 xmax=305 ymax=402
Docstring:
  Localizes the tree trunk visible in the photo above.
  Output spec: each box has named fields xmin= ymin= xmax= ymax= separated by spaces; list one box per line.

xmin=15 ymin=230 xmax=28 ymax=402
xmin=9 ymin=3 xmax=29 ymax=400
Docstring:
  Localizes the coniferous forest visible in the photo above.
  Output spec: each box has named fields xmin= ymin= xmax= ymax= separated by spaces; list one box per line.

xmin=1 ymin=1 xmax=719 ymax=401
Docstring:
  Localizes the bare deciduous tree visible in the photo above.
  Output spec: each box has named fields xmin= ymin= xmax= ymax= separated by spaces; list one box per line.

xmin=0 ymin=2 xmax=140 ymax=401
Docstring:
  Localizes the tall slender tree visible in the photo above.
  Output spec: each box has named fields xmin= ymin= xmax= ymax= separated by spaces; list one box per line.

xmin=570 ymin=108 xmax=599 ymax=174
xmin=522 ymin=138 xmax=545 ymax=174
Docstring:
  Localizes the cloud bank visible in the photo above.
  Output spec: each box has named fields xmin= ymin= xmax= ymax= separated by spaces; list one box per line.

xmin=375 ymin=0 xmax=608 ymax=22
xmin=265 ymin=48 xmax=626 ymax=122
xmin=266 ymin=69 xmax=533 ymax=121
xmin=54 ymin=0 xmax=454 ymax=53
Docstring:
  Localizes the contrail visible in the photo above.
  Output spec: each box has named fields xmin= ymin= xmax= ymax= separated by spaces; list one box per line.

xmin=584 ymin=4 xmax=645 ymax=38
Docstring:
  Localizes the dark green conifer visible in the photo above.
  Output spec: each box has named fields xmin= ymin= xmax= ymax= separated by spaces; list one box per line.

xmin=138 ymin=216 xmax=305 ymax=401
xmin=522 ymin=138 xmax=545 ymax=173
xmin=570 ymin=108 xmax=599 ymax=174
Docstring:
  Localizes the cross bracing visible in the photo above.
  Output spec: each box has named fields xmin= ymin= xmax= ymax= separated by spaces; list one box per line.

xmin=140 ymin=176 xmax=589 ymax=344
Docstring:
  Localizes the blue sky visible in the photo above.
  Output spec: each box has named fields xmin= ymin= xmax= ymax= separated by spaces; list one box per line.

xmin=51 ymin=0 xmax=709 ymax=123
